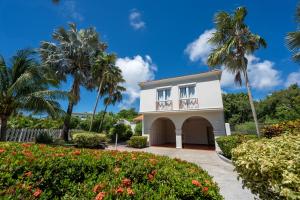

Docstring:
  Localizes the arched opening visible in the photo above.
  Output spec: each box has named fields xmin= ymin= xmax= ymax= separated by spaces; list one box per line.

xmin=182 ymin=116 xmax=215 ymax=148
xmin=150 ymin=117 xmax=176 ymax=147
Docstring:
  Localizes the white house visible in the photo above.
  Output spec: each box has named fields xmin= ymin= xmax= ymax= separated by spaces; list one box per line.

xmin=139 ymin=70 xmax=225 ymax=149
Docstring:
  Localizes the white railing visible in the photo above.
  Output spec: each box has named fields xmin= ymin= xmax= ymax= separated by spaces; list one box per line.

xmin=5 ymin=129 xmax=63 ymax=142
xmin=179 ymin=98 xmax=199 ymax=110
xmin=156 ymin=100 xmax=173 ymax=111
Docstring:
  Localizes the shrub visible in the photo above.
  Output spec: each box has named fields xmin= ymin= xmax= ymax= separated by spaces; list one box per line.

xmin=73 ymin=132 xmax=108 ymax=149
xmin=261 ymin=119 xmax=300 ymax=138
xmin=232 ymin=133 xmax=300 ymax=200
xmin=108 ymin=124 xmax=133 ymax=142
xmin=216 ymin=134 xmax=257 ymax=159
xmin=35 ymin=131 xmax=53 ymax=144
xmin=0 ymin=142 xmax=223 ymax=199
xmin=134 ymin=122 xmax=142 ymax=136
xmin=127 ymin=136 xmax=148 ymax=148
xmin=234 ymin=122 xmax=256 ymax=134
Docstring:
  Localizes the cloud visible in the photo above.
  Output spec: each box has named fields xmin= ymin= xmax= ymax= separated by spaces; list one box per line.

xmin=185 ymin=29 xmax=215 ymax=63
xmin=185 ymin=29 xmax=282 ymax=90
xmin=116 ymin=55 xmax=156 ymax=107
xmin=61 ymin=0 xmax=84 ymax=22
xmin=129 ymin=9 xmax=146 ymax=30
xmin=285 ymin=70 xmax=300 ymax=87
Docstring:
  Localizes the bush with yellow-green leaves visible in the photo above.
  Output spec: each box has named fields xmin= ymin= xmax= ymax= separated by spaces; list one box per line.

xmin=232 ymin=133 xmax=300 ymax=200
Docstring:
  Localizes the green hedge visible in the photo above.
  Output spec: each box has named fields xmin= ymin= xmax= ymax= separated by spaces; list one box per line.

xmin=0 ymin=142 xmax=223 ymax=199
xmin=73 ymin=132 xmax=108 ymax=148
xmin=35 ymin=132 xmax=53 ymax=144
xmin=232 ymin=133 xmax=300 ymax=200
xmin=127 ymin=136 xmax=148 ymax=148
xmin=216 ymin=134 xmax=257 ymax=159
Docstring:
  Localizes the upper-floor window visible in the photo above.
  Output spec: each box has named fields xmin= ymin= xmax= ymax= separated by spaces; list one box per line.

xmin=179 ymin=85 xmax=195 ymax=99
xmin=157 ymin=88 xmax=171 ymax=101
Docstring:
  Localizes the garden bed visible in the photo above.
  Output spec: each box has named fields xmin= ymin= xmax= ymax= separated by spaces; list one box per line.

xmin=0 ymin=142 xmax=223 ymax=199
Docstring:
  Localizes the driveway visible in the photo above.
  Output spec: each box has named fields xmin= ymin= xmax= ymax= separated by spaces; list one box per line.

xmin=108 ymin=145 xmax=255 ymax=200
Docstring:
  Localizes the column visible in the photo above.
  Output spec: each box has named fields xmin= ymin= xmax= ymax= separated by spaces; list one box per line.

xmin=175 ymin=129 xmax=182 ymax=149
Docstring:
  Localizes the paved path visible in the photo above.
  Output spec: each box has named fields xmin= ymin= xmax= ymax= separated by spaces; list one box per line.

xmin=108 ymin=145 xmax=254 ymax=200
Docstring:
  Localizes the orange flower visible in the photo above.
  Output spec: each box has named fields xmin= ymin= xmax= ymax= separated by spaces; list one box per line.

xmin=24 ymin=171 xmax=32 ymax=177
xmin=72 ymin=150 xmax=81 ymax=155
xmin=127 ymin=188 xmax=135 ymax=196
xmin=149 ymin=158 xmax=158 ymax=165
xmin=11 ymin=151 xmax=17 ymax=156
xmin=147 ymin=174 xmax=154 ymax=181
xmin=192 ymin=180 xmax=201 ymax=187
xmin=202 ymin=187 xmax=209 ymax=192
xmin=54 ymin=153 xmax=65 ymax=157
xmin=0 ymin=148 xmax=5 ymax=154
xmin=204 ymin=180 xmax=210 ymax=184
xmin=22 ymin=150 xmax=33 ymax=157
xmin=151 ymin=170 xmax=157 ymax=176
xmin=122 ymin=178 xmax=132 ymax=187
xmin=33 ymin=188 xmax=42 ymax=198
xmin=22 ymin=143 xmax=32 ymax=148
xmin=93 ymin=184 xmax=104 ymax=193
xmin=116 ymin=187 xmax=124 ymax=194
xmin=95 ymin=192 xmax=106 ymax=200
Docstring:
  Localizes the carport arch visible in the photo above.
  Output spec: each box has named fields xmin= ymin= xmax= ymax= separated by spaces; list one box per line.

xmin=150 ymin=117 xmax=176 ymax=147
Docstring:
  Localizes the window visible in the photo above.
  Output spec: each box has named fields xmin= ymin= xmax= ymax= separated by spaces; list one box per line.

xmin=157 ymin=88 xmax=171 ymax=101
xmin=179 ymin=85 xmax=195 ymax=99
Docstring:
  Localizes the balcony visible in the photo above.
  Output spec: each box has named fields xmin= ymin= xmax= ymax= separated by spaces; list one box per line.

xmin=156 ymin=100 xmax=173 ymax=111
xmin=179 ymin=98 xmax=199 ymax=110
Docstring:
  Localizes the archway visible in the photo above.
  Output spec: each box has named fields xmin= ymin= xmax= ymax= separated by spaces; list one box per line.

xmin=150 ymin=117 xmax=176 ymax=147
xmin=181 ymin=116 xmax=215 ymax=148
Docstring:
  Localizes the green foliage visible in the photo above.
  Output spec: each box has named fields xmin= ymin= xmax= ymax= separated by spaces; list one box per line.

xmin=234 ymin=122 xmax=257 ymax=134
xmin=216 ymin=134 xmax=257 ymax=159
xmin=117 ymin=108 xmax=138 ymax=122
xmin=108 ymin=124 xmax=133 ymax=142
xmin=134 ymin=122 xmax=142 ymax=136
xmin=232 ymin=133 xmax=300 ymax=200
xmin=8 ymin=116 xmax=63 ymax=129
xmin=127 ymin=136 xmax=148 ymax=148
xmin=0 ymin=143 xmax=223 ymax=199
xmin=35 ymin=132 xmax=54 ymax=144
xmin=73 ymin=132 xmax=108 ymax=148
xmin=261 ymin=119 xmax=300 ymax=138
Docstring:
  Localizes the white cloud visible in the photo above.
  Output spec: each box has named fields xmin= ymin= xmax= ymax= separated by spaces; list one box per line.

xmin=185 ymin=29 xmax=215 ymax=63
xmin=185 ymin=29 xmax=282 ymax=90
xmin=116 ymin=55 xmax=156 ymax=107
xmin=61 ymin=0 xmax=84 ymax=22
xmin=285 ymin=70 xmax=300 ymax=87
xmin=129 ymin=9 xmax=146 ymax=30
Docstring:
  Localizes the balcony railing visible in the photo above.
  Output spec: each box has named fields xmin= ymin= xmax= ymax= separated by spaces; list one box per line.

xmin=179 ymin=98 xmax=199 ymax=110
xmin=156 ymin=100 xmax=173 ymax=111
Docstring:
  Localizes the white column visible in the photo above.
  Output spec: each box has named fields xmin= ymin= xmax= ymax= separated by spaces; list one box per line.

xmin=175 ymin=129 xmax=182 ymax=149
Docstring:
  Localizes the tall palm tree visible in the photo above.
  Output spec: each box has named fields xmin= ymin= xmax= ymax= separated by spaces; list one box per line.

xmin=0 ymin=50 xmax=67 ymax=141
xmin=286 ymin=3 xmax=300 ymax=63
xmin=207 ymin=7 xmax=267 ymax=137
xmin=40 ymin=23 xmax=106 ymax=141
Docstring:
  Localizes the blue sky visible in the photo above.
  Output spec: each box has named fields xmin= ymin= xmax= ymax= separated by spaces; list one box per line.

xmin=0 ymin=0 xmax=299 ymax=113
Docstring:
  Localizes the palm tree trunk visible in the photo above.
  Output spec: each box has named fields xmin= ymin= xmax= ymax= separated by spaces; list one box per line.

xmin=245 ymin=71 xmax=260 ymax=137
xmin=62 ymin=101 xmax=73 ymax=141
xmin=0 ymin=115 xmax=8 ymax=141
xmin=98 ymin=103 xmax=109 ymax=132
xmin=89 ymin=79 xmax=104 ymax=131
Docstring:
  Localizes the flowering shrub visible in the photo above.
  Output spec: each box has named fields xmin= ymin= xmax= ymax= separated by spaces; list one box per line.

xmin=261 ymin=119 xmax=300 ymax=138
xmin=232 ymin=133 xmax=300 ymax=200
xmin=0 ymin=142 xmax=223 ymax=199
xmin=127 ymin=136 xmax=148 ymax=148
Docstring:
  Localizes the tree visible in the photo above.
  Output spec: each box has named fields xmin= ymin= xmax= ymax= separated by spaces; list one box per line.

xmin=286 ymin=2 xmax=300 ymax=63
xmin=0 ymin=50 xmax=67 ymax=141
xmin=207 ymin=7 xmax=267 ymax=137
xmin=40 ymin=23 xmax=106 ymax=141
xmin=117 ymin=108 xmax=138 ymax=122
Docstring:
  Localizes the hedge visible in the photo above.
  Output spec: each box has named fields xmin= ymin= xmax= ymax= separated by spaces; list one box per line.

xmin=127 ymin=136 xmax=148 ymax=148
xmin=73 ymin=132 xmax=108 ymax=149
xmin=261 ymin=119 xmax=300 ymax=138
xmin=232 ymin=133 xmax=300 ymax=200
xmin=216 ymin=134 xmax=257 ymax=159
xmin=0 ymin=142 xmax=223 ymax=199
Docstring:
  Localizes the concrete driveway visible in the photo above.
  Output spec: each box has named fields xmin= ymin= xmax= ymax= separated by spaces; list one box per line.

xmin=108 ymin=145 xmax=255 ymax=200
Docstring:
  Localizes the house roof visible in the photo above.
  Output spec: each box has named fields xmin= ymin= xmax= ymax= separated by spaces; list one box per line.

xmin=133 ymin=115 xmax=143 ymax=122
xmin=139 ymin=69 xmax=222 ymax=88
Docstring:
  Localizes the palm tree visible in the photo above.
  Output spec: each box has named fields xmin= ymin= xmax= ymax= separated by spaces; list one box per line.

xmin=207 ymin=7 xmax=267 ymax=137
xmin=286 ymin=3 xmax=300 ymax=63
xmin=0 ymin=50 xmax=67 ymax=141
xmin=40 ymin=23 xmax=106 ymax=141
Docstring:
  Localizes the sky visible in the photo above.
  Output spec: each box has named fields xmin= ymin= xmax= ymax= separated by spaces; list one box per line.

xmin=0 ymin=0 xmax=299 ymax=114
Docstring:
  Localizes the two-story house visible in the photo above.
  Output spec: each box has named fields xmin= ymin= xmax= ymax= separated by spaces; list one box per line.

xmin=139 ymin=70 xmax=225 ymax=149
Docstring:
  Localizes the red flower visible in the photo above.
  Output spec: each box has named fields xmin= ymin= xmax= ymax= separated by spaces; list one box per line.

xmin=147 ymin=174 xmax=154 ymax=181
xmin=116 ymin=187 xmax=124 ymax=194
xmin=11 ymin=151 xmax=17 ymax=156
xmin=95 ymin=192 xmax=106 ymax=200
xmin=202 ymin=187 xmax=209 ymax=192
xmin=33 ymin=188 xmax=42 ymax=198
xmin=122 ymin=178 xmax=132 ymax=187
xmin=192 ymin=180 xmax=201 ymax=187
xmin=93 ymin=184 xmax=104 ymax=193
xmin=22 ymin=143 xmax=32 ymax=148
xmin=127 ymin=188 xmax=135 ymax=196
xmin=0 ymin=148 xmax=5 ymax=154
xmin=72 ymin=150 xmax=81 ymax=155
xmin=151 ymin=170 xmax=157 ymax=176
xmin=24 ymin=171 xmax=32 ymax=177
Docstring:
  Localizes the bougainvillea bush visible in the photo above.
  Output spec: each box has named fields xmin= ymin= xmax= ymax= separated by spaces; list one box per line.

xmin=232 ymin=133 xmax=300 ymax=200
xmin=0 ymin=143 xmax=223 ymax=200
